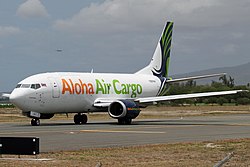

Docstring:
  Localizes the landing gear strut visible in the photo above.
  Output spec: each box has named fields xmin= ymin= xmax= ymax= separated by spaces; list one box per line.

xmin=74 ymin=113 xmax=88 ymax=125
xmin=31 ymin=118 xmax=40 ymax=126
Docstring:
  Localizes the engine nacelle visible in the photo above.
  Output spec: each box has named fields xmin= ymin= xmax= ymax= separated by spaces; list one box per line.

xmin=108 ymin=100 xmax=141 ymax=119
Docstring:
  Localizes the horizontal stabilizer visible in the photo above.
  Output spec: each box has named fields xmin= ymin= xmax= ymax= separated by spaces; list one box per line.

xmin=1 ymin=93 xmax=10 ymax=98
xmin=167 ymin=73 xmax=226 ymax=84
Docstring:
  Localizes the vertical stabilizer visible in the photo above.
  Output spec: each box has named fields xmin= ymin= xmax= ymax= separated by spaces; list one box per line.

xmin=136 ymin=22 xmax=173 ymax=78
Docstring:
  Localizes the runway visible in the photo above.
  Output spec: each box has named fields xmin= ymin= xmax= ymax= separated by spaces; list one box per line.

xmin=0 ymin=114 xmax=250 ymax=152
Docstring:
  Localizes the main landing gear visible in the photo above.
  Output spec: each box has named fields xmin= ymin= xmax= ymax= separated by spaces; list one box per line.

xmin=118 ymin=118 xmax=132 ymax=125
xmin=31 ymin=118 xmax=40 ymax=126
xmin=74 ymin=113 xmax=88 ymax=125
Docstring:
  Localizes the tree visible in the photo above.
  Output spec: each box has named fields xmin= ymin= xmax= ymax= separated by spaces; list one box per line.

xmin=219 ymin=75 xmax=234 ymax=88
xmin=185 ymin=80 xmax=196 ymax=87
xmin=216 ymin=97 xmax=228 ymax=106
xmin=228 ymin=76 xmax=235 ymax=88
xmin=219 ymin=75 xmax=228 ymax=86
xmin=208 ymin=97 xmax=218 ymax=105
xmin=237 ymin=98 xmax=250 ymax=105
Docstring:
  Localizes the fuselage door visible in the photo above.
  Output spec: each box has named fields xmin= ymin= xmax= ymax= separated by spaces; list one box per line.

xmin=48 ymin=78 xmax=60 ymax=98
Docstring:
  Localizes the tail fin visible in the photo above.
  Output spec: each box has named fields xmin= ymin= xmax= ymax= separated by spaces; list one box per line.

xmin=136 ymin=22 xmax=173 ymax=78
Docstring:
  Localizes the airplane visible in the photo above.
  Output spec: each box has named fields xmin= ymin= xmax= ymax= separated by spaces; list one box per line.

xmin=5 ymin=22 xmax=244 ymax=126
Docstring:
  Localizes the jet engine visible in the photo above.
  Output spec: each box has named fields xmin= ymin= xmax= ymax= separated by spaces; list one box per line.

xmin=108 ymin=100 xmax=141 ymax=120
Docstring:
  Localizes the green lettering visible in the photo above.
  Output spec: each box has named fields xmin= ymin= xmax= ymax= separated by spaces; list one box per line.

xmin=95 ymin=79 xmax=105 ymax=94
xmin=131 ymin=84 xmax=137 ymax=98
xmin=121 ymin=84 xmax=128 ymax=94
xmin=113 ymin=79 xmax=121 ymax=94
xmin=137 ymin=84 xmax=142 ymax=94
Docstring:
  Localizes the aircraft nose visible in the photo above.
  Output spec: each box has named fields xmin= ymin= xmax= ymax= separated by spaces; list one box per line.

xmin=9 ymin=90 xmax=26 ymax=108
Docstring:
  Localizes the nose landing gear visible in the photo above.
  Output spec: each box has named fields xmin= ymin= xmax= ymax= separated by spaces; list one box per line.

xmin=31 ymin=118 xmax=40 ymax=126
xmin=74 ymin=113 xmax=88 ymax=125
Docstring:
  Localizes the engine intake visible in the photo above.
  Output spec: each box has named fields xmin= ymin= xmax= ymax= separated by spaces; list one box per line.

xmin=108 ymin=100 xmax=140 ymax=119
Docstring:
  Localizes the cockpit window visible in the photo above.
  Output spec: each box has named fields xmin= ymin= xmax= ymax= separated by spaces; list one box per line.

xmin=21 ymin=84 xmax=31 ymax=88
xmin=31 ymin=84 xmax=41 ymax=90
xmin=15 ymin=84 xmax=21 ymax=88
xmin=15 ymin=83 xmax=41 ymax=89
xmin=31 ymin=84 xmax=35 ymax=89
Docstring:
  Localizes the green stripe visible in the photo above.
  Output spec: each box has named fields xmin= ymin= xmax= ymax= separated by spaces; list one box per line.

xmin=165 ymin=57 xmax=170 ymax=77
xmin=164 ymin=36 xmax=172 ymax=57
xmin=162 ymin=24 xmax=173 ymax=56
xmin=161 ymin=22 xmax=173 ymax=50
xmin=163 ymin=31 xmax=172 ymax=56
xmin=164 ymin=22 xmax=173 ymax=41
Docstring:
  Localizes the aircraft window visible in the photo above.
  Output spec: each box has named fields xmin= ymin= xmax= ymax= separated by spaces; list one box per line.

xmin=15 ymin=84 xmax=21 ymax=88
xmin=31 ymin=84 xmax=41 ymax=90
xmin=21 ymin=84 xmax=31 ymax=88
xmin=36 ymin=84 xmax=41 ymax=89
xmin=31 ymin=84 xmax=36 ymax=89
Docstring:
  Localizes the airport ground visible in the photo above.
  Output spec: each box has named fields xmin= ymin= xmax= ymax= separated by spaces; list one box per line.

xmin=1 ymin=105 xmax=250 ymax=122
xmin=0 ymin=105 xmax=250 ymax=166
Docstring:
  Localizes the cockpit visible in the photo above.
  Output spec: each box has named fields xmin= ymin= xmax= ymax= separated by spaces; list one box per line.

xmin=15 ymin=83 xmax=41 ymax=90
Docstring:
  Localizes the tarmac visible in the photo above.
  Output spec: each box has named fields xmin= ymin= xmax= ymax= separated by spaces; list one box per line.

xmin=0 ymin=114 xmax=250 ymax=152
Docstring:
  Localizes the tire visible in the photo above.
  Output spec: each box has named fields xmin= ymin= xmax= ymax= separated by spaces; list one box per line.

xmin=124 ymin=118 xmax=132 ymax=125
xmin=31 ymin=119 xmax=40 ymax=126
xmin=81 ymin=114 xmax=88 ymax=124
xmin=118 ymin=119 xmax=125 ymax=125
xmin=74 ymin=115 xmax=81 ymax=125
xmin=118 ymin=118 xmax=132 ymax=125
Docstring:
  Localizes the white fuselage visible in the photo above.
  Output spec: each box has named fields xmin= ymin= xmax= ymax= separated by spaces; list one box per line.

xmin=10 ymin=72 xmax=161 ymax=114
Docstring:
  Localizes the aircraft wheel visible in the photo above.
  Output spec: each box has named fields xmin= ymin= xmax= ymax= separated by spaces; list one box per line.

xmin=80 ymin=114 xmax=88 ymax=124
xmin=118 ymin=118 xmax=132 ymax=125
xmin=74 ymin=114 xmax=88 ymax=125
xmin=31 ymin=119 xmax=40 ymax=126
xmin=74 ymin=114 xmax=81 ymax=125
xmin=125 ymin=118 xmax=132 ymax=125
xmin=118 ymin=119 xmax=124 ymax=125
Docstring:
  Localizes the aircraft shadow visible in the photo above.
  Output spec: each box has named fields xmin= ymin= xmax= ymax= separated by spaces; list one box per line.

xmin=14 ymin=119 xmax=229 ymax=127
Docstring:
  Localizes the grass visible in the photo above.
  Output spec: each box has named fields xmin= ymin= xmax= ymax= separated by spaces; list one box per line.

xmin=0 ymin=138 xmax=249 ymax=167
xmin=0 ymin=103 xmax=15 ymax=108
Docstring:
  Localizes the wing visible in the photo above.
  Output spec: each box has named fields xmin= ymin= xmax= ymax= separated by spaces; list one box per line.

xmin=94 ymin=98 xmax=116 ymax=107
xmin=136 ymin=90 xmax=244 ymax=103
xmin=93 ymin=90 xmax=245 ymax=107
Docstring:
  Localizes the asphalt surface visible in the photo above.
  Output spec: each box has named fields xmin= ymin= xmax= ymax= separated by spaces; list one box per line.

xmin=0 ymin=114 xmax=250 ymax=152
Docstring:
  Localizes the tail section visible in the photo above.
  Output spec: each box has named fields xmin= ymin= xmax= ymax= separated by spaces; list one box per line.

xmin=136 ymin=22 xmax=173 ymax=78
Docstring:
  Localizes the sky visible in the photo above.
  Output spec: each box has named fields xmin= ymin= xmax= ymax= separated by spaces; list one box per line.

xmin=0 ymin=0 xmax=250 ymax=92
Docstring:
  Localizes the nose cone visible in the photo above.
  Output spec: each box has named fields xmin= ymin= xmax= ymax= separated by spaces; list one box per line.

xmin=9 ymin=90 xmax=26 ymax=109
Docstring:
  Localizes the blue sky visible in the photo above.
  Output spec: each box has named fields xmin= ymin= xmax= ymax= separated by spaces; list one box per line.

xmin=1 ymin=0 xmax=250 ymax=92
